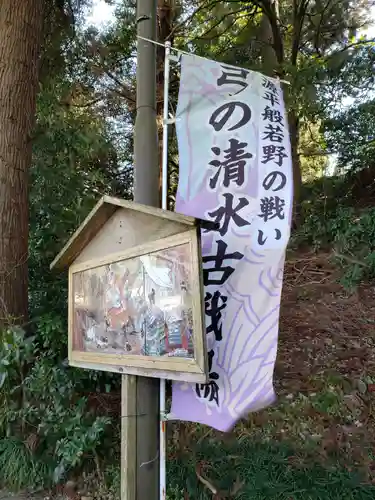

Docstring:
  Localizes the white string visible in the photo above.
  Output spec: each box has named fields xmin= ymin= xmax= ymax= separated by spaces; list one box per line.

xmin=136 ymin=35 xmax=291 ymax=85
xmin=140 ymin=451 xmax=159 ymax=468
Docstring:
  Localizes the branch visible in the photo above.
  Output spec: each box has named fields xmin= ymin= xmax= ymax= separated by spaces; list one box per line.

xmin=324 ymin=38 xmax=375 ymax=61
xmin=172 ymin=2 xmax=259 ymax=42
xmin=167 ymin=0 xmax=222 ymax=38
xmin=299 ymin=150 xmax=334 ymax=157
xmin=104 ymin=70 xmax=135 ymax=103
xmin=189 ymin=9 xmax=257 ymax=43
xmin=257 ymin=0 xmax=284 ymax=65
xmin=312 ymin=0 xmax=334 ymax=56
xmin=71 ymin=97 xmax=103 ymax=108
xmin=291 ymin=0 xmax=311 ymax=65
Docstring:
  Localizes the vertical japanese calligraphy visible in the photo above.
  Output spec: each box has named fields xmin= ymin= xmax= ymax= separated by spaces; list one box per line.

xmin=198 ymin=61 xmax=256 ymax=407
xmin=258 ymin=77 xmax=291 ymax=248
xmin=172 ymin=54 xmax=293 ymax=432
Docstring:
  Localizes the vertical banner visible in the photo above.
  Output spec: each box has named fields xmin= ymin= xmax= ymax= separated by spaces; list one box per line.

xmin=171 ymin=55 xmax=293 ymax=432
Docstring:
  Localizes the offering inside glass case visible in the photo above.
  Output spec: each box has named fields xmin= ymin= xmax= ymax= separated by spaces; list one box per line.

xmin=72 ymin=243 xmax=195 ymax=359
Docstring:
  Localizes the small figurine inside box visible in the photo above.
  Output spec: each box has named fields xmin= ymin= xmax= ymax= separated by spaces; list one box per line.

xmin=50 ymin=196 xmax=208 ymax=383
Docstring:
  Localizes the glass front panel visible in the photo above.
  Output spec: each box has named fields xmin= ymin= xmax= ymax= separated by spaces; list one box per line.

xmin=72 ymin=243 xmax=195 ymax=359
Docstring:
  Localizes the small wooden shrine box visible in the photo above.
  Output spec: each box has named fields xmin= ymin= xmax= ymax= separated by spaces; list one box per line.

xmin=51 ymin=196 xmax=208 ymax=383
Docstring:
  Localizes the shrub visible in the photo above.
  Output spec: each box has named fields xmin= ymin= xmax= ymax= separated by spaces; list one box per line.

xmin=0 ymin=324 xmax=113 ymax=489
xmin=293 ymin=176 xmax=375 ymax=288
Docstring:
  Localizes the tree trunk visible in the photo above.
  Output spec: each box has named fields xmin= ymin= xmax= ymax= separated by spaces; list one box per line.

xmin=0 ymin=0 xmax=44 ymax=326
xmin=259 ymin=13 xmax=278 ymax=77
xmin=288 ymin=109 xmax=302 ymax=226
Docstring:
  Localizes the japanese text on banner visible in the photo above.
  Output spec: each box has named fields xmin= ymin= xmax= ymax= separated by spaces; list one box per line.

xmin=171 ymin=55 xmax=293 ymax=432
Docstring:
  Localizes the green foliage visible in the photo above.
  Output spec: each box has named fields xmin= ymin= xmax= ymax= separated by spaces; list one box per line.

xmin=299 ymin=118 xmax=328 ymax=181
xmin=93 ymin=465 xmax=121 ymax=500
xmin=30 ymin=72 xmax=131 ymax=317
xmin=0 ymin=2 xmax=131 ymax=491
xmin=0 ymin=325 xmax=113 ymax=489
xmin=0 ymin=0 xmax=374 ymax=493
xmin=173 ymin=0 xmax=375 ymax=195
xmin=0 ymin=438 xmax=49 ymax=491
xmin=326 ymin=100 xmax=375 ymax=174
xmin=0 ymin=326 xmax=35 ymax=410
xmin=166 ymin=485 xmax=185 ymax=500
xmin=293 ymin=175 xmax=375 ymax=288
xmin=167 ymin=438 xmax=375 ymax=499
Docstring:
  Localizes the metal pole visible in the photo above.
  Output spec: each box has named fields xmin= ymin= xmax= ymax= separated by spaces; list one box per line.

xmin=121 ymin=1 xmax=159 ymax=499
xmin=159 ymin=40 xmax=171 ymax=500
xmin=161 ymin=41 xmax=171 ymax=212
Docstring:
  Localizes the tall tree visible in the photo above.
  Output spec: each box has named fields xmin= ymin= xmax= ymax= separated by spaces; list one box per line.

xmin=0 ymin=0 xmax=45 ymax=325
xmin=326 ymin=100 xmax=375 ymax=174
xmin=175 ymin=0 xmax=375 ymax=212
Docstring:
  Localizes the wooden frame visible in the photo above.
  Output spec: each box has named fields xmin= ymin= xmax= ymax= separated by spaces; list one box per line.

xmin=51 ymin=196 xmax=208 ymax=383
xmin=68 ymin=227 xmax=207 ymax=383
xmin=51 ymin=196 xmax=199 ymax=271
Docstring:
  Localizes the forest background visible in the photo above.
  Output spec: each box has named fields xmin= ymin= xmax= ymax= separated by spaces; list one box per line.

xmin=1 ymin=1 xmax=375 ymax=499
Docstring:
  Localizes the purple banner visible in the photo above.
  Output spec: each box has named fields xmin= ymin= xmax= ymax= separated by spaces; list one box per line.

xmin=170 ymin=55 xmax=293 ymax=432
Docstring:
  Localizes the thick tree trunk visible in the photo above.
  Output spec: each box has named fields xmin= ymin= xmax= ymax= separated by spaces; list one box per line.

xmin=0 ymin=0 xmax=44 ymax=326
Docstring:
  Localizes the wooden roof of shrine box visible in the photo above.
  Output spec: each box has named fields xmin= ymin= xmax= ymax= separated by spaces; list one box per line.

xmin=51 ymin=195 xmax=208 ymax=383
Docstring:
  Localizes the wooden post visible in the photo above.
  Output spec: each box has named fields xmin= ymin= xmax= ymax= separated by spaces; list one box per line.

xmin=121 ymin=0 xmax=160 ymax=499
xmin=121 ymin=375 xmax=137 ymax=500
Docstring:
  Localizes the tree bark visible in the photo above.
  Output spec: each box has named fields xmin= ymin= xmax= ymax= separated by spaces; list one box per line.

xmin=259 ymin=13 xmax=278 ymax=77
xmin=0 ymin=0 xmax=44 ymax=326
xmin=288 ymin=109 xmax=302 ymax=225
